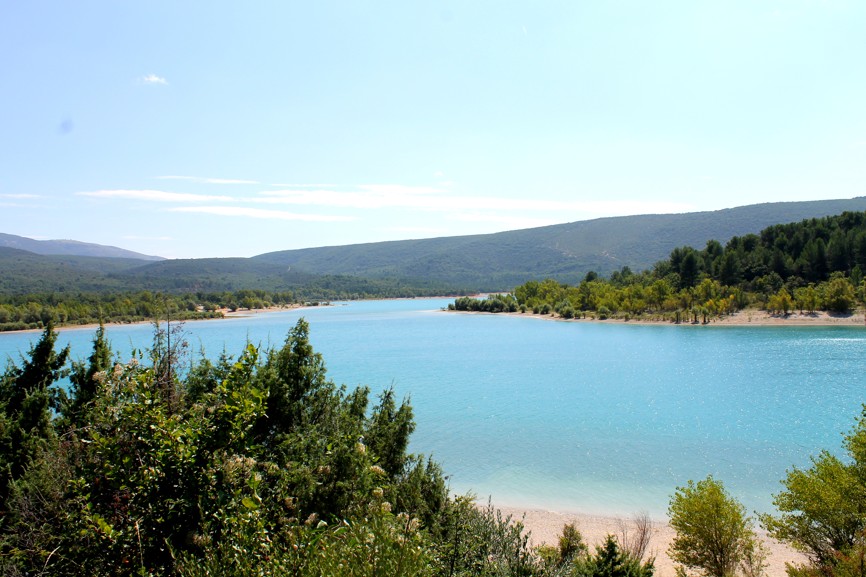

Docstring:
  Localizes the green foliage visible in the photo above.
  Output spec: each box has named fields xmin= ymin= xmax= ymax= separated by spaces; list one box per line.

xmin=366 ymin=388 xmax=416 ymax=479
xmin=9 ymin=200 xmax=866 ymax=298
xmin=0 ymin=324 xmax=69 ymax=504
xmin=554 ymin=523 xmax=588 ymax=565
xmin=537 ymin=525 xmax=653 ymax=577
xmin=822 ymin=275 xmax=857 ymax=313
xmin=62 ymin=322 xmax=113 ymax=427
xmin=668 ymin=476 xmax=765 ymax=577
xmin=0 ymin=318 xmax=469 ymax=576
xmin=570 ymin=536 xmax=655 ymax=577
xmin=760 ymin=409 xmax=866 ymax=571
xmin=450 ymin=294 xmax=519 ymax=313
xmin=434 ymin=497 xmax=540 ymax=576
xmin=454 ymin=211 xmax=866 ymax=322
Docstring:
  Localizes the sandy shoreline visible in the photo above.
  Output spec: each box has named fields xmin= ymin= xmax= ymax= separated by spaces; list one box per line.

xmin=455 ymin=307 xmax=866 ymax=327
xmin=7 ymin=299 xmax=865 ymax=335
xmin=496 ymin=505 xmax=806 ymax=577
xmin=4 ymin=304 xmax=310 ymax=335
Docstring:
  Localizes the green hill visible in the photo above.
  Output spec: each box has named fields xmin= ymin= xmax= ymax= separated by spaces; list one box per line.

xmin=253 ymin=197 xmax=866 ymax=290
xmin=4 ymin=197 xmax=866 ymax=295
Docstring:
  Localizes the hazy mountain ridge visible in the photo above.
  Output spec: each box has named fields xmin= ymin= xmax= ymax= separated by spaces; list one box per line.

xmin=4 ymin=197 xmax=866 ymax=295
xmin=0 ymin=233 xmax=163 ymax=261
xmin=254 ymin=197 xmax=866 ymax=288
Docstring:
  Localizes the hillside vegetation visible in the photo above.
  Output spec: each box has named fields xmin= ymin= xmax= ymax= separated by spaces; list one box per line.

xmin=4 ymin=198 xmax=866 ymax=296
xmin=255 ymin=197 xmax=866 ymax=289
xmin=452 ymin=211 xmax=866 ymax=322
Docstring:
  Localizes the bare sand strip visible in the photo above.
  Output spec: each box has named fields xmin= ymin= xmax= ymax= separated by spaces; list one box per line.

xmin=496 ymin=506 xmax=806 ymax=577
xmin=453 ymin=307 xmax=866 ymax=327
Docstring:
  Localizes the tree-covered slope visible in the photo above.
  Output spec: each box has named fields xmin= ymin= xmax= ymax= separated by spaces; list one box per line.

xmin=5 ymin=197 xmax=866 ymax=295
xmin=254 ymin=197 xmax=866 ymax=289
xmin=0 ymin=248 xmax=144 ymax=293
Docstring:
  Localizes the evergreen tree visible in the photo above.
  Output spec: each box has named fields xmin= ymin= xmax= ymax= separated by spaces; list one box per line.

xmin=62 ymin=322 xmax=112 ymax=428
xmin=0 ymin=324 xmax=69 ymax=504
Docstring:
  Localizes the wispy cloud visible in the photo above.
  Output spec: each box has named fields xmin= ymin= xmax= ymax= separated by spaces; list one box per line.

xmin=157 ymin=175 xmax=259 ymax=185
xmin=0 ymin=193 xmax=40 ymax=199
xmin=258 ymin=185 xmax=443 ymax=210
xmin=359 ymin=184 xmax=441 ymax=196
xmin=77 ymin=189 xmax=233 ymax=202
xmin=168 ymin=206 xmax=355 ymax=222
xmin=258 ymin=185 xmax=694 ymax=216
xmin=141 ymin=74 xmax=168 ymax=85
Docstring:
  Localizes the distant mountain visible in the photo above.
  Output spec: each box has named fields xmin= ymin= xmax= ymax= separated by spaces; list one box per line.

xmin=4 ymin=197 xmax=866 ymax=295
xmin=0 ymin=247 xmax=151 ymax=293
xmin=254 ymin=197 xmax=866 ymax=289
xmin=0 ymin=233 xmax=163 ymax=261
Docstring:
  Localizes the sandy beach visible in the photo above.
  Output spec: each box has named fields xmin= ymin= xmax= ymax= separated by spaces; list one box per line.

xmin=454 ymin=307 xmax=866 ymax=327
xmin=496 ymin=505 xmax=806 ymax=577
xmin=8 ymin=300 xmax=866 ymax=335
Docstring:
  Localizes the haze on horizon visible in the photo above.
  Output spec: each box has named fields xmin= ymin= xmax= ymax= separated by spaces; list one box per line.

xmin=2 ymin=2 xmax=864 ymax=259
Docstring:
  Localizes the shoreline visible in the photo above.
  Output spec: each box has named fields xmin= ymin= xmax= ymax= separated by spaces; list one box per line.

xmin=495 ymin=504 xmax=806 ymax=577
xmin=452 ymin=307 xmax=866 ymax=327
xmin=1 ymin=296 xmax=466 ymax=336
xmin=2 ymin=303 xmax=310 ymax=336
xmin=7 ymin=299 xmax=865 ymax=337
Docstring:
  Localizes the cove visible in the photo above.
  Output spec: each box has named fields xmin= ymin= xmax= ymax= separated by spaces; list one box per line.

xmin=1 ymin=297 xmax=863 ymax=518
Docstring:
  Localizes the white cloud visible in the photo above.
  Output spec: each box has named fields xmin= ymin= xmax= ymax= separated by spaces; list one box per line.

xmin=141 ymin=74 xmax=168 ymax=85
xmin=77 ymin=189 xmax=233 ymax=202
xmin=168 ymin=206 xmax=355 ymax=222
xmin=156 ymin=175 xmax=259 ymax=185
xmin=359 ymin=184 xmax=442 ymax=196
xmin=257 ymin=184 xmax=694 ymax=216
xmin=257 ymin=184 xmax=447 ymax=211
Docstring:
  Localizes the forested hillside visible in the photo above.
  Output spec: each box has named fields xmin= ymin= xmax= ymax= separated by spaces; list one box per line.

xmin=4 ymin=197 xmax=866 ymax=296
xmin=255 ymin=197 xmax=866 ymax=289
xmin=453 ymin=211 xmax=866 ymax=322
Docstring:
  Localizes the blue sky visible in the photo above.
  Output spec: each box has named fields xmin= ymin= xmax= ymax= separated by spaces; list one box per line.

xmin=1 ymin=1 xmax=864 ymax=259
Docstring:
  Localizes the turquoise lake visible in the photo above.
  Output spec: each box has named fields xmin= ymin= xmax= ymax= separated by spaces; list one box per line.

xmin=1 ymin=297 xmax=864 ymax=518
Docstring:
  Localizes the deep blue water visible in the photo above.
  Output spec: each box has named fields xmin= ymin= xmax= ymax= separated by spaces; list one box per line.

xmin=2 ymin=298 xmax=864 ymax=518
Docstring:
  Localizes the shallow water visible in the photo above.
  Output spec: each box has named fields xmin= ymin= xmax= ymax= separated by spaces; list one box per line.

xmin=2 ymin=298 xmax=863 ymax=517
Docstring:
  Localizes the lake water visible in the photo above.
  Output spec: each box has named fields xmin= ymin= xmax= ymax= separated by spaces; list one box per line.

xmin=1 ymin=298 xmax=863 ymax=518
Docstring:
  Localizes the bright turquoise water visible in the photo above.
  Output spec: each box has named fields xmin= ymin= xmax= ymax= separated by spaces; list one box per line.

xmin=2 ymin=298 xmax=864 ymax=518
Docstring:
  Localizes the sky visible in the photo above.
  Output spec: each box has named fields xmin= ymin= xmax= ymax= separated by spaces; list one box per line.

xmin=1 ymin=1 xmax=865 ymax=259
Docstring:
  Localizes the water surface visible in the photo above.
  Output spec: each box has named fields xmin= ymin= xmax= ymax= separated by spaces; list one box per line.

xmin=1 ymin=299 xmax=862 ymax=517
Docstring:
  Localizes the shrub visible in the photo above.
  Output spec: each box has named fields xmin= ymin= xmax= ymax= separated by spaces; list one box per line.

xmin=668 ymin=476 xmax=765 ymax=577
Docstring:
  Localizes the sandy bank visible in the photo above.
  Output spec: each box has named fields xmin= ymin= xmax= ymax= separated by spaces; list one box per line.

xmin=497 ymin=505 xmax=806 ymax=577
xmin=451 ymin=308 xmax=866 ymax=327
xmin=1 ymin=304 xmax=318 ymax=336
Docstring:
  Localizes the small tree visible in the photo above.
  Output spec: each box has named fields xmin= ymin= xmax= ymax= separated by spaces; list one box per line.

xmin=760 ymin=409 xmax=866 ymax=570
xmin=0 ymin=324 xmax=69 ymax=503
xmin=668 ymin=476 xmax=765 ymax=577
xmin=572 ymin=535 xmax=655 ymax=577
xmin=559 ymin=522 xmax=588 ymax=563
